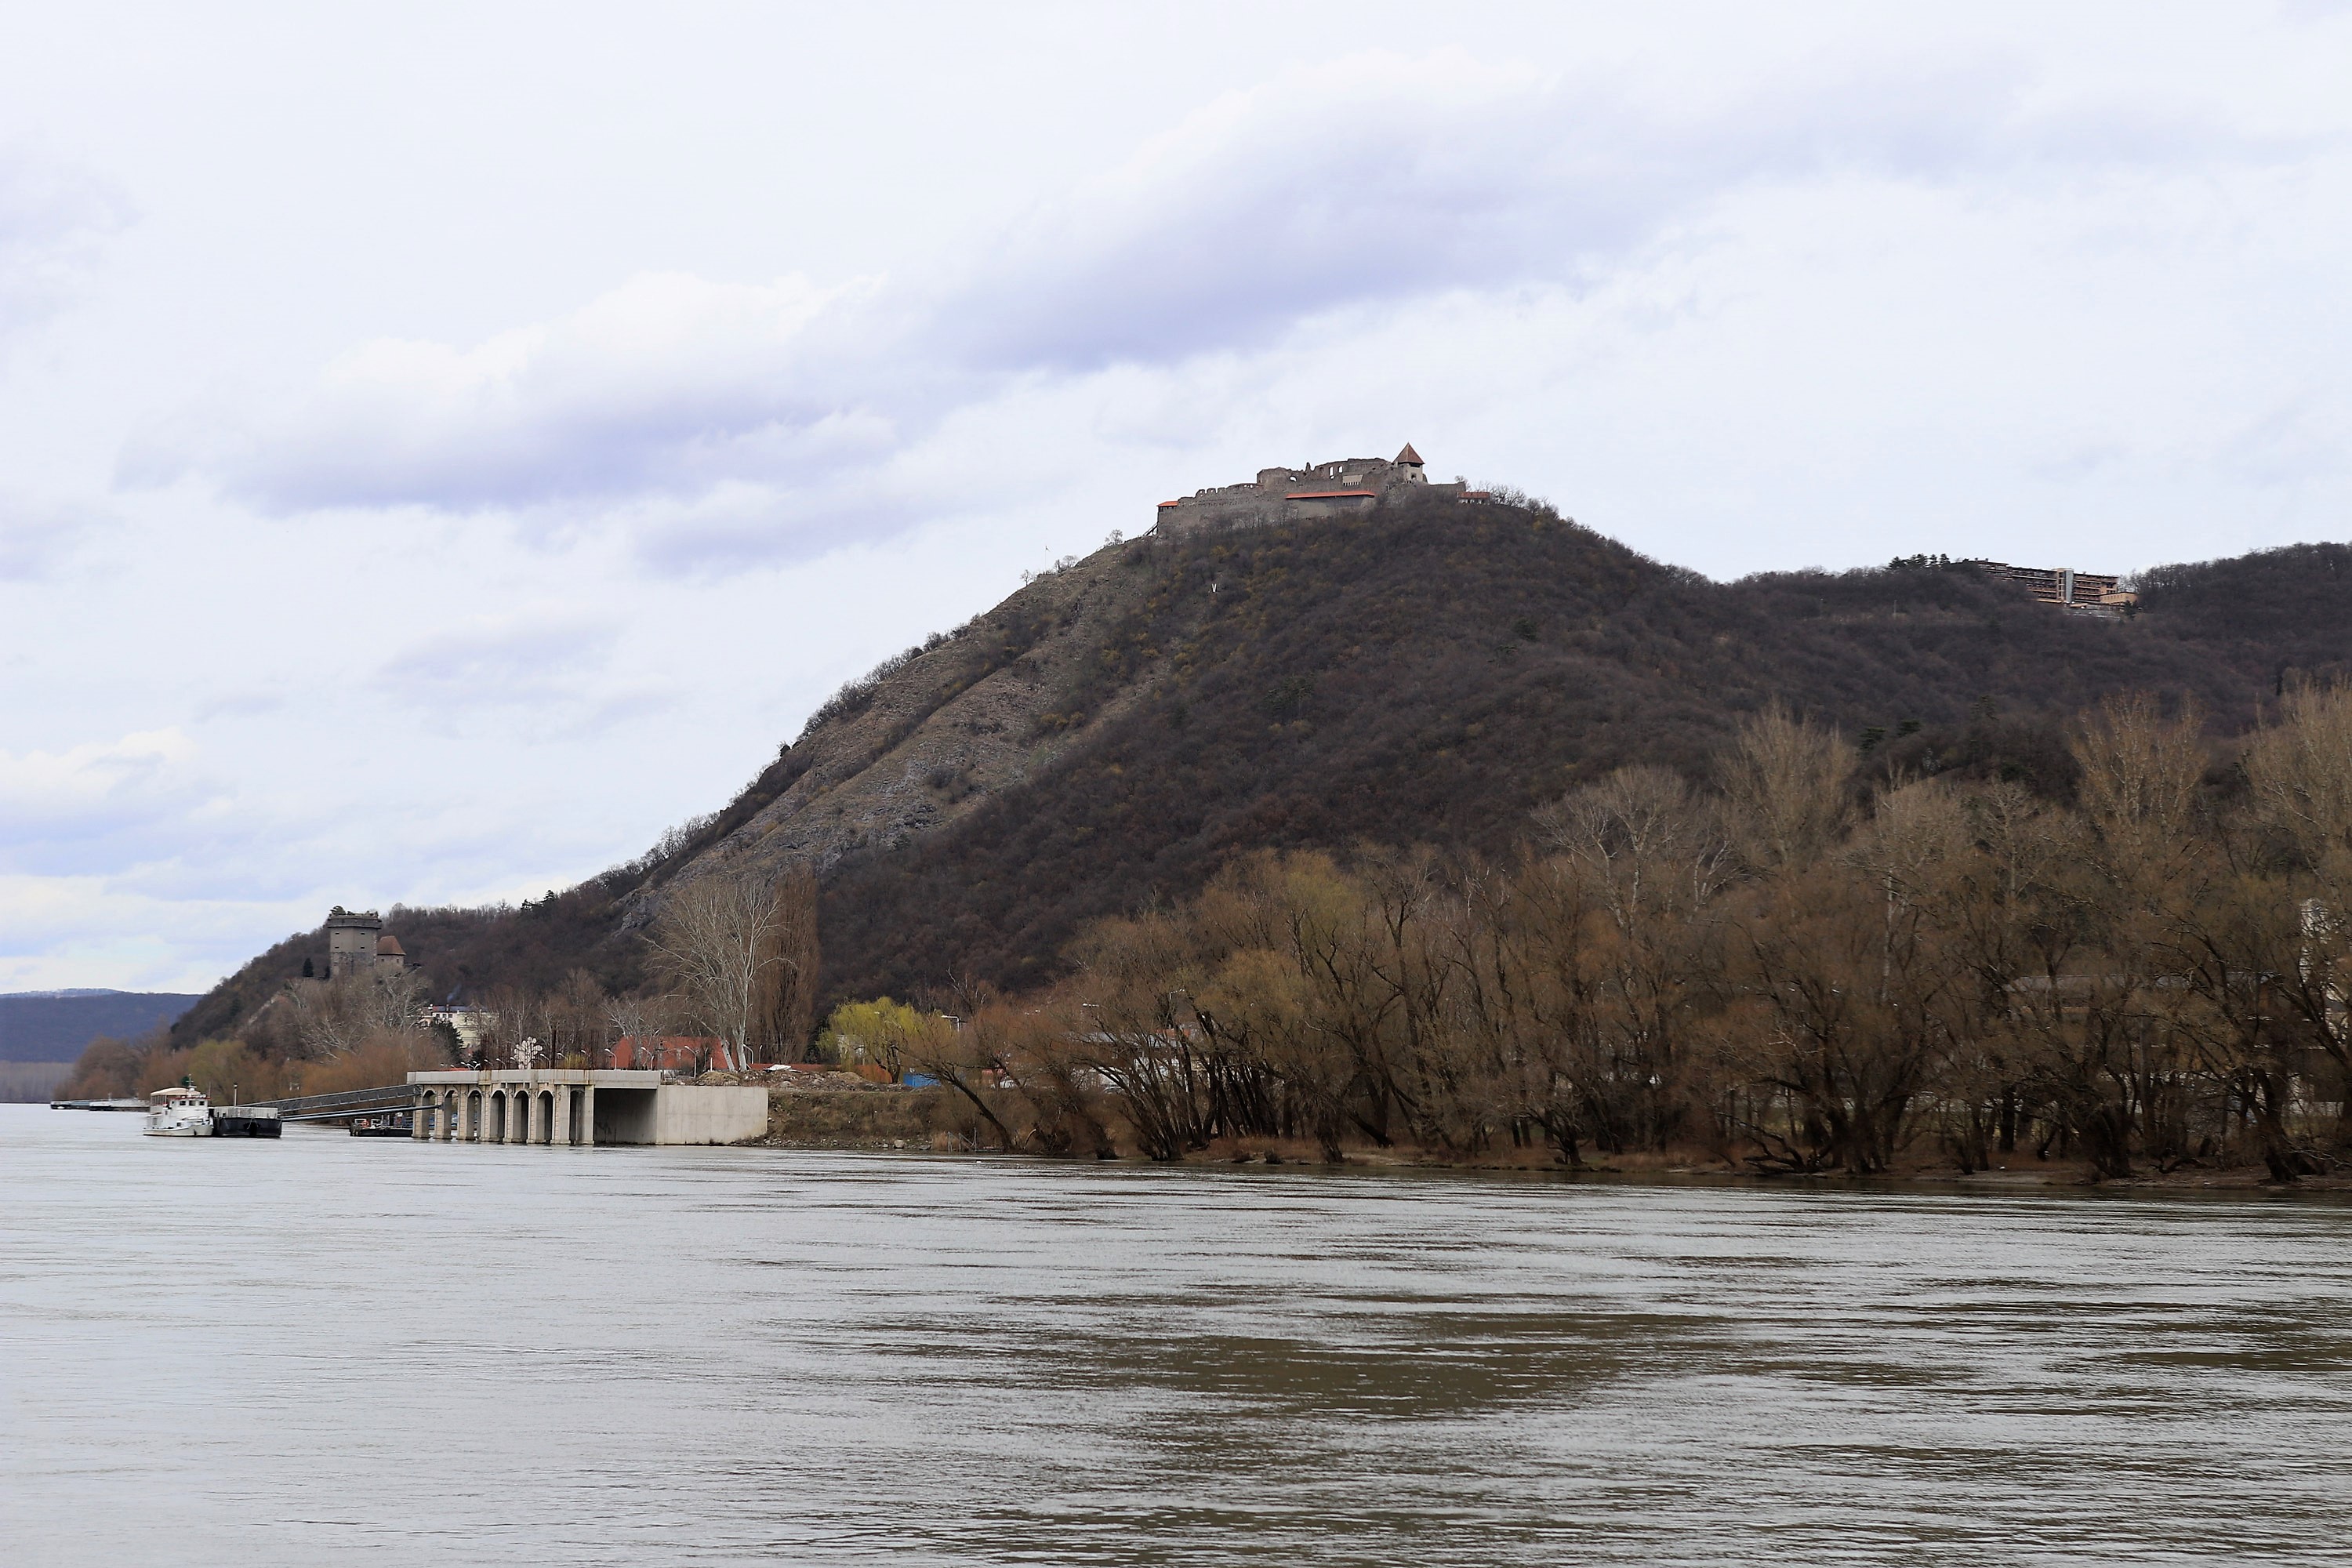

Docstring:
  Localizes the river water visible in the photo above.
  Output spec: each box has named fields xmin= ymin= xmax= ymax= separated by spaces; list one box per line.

xmin=4 ymin=1104 xmax=2350 ymax=1565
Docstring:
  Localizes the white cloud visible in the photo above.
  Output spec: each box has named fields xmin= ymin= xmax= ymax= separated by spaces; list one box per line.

xmin=151 ymin=272 xmax=903 ymax=510
xmin=0 ymin=728 xmax=218 ymax=874
xmin=0 ymin=494 xmax=114 ymax=580
xmin=0 ymin=151 xmax=130 ymax=343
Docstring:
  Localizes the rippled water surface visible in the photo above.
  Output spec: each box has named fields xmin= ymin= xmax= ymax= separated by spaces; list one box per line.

xmin=5 ymin=1105 xmax=2352 ymax=1565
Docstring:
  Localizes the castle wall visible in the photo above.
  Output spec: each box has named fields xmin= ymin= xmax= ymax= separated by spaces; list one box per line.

xmin=1153 ymin=450 xmax=1448 ymax=538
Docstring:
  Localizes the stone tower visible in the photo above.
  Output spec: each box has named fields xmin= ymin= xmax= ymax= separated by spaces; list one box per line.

xmin=325 ymin=906 xmax=383 ymax=982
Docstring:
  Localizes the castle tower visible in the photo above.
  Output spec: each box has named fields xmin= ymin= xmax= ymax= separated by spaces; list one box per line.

xmin=325 ymin=906 xmax=383 ymax=982
xmin=1393 ymin=443 xmax=1426 ymax=483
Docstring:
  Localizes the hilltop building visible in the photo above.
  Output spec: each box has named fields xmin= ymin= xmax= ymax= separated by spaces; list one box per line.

xmin=324 ymin=907 xmax=408 ymax=981
xmin=1152 ymin=444 xmax=1467 ymax=535
xmin=1966 ymin=561 xmax=2138 ymax=618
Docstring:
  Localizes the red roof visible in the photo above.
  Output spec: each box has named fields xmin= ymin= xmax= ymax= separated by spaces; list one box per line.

xmin=1287 ymin=489 xmax=1377 ymax=500
xmin=1396 ymin=443 xmax=1423 ymax=465
xmin=1156 ymin=499 xmax=1181 ymax=508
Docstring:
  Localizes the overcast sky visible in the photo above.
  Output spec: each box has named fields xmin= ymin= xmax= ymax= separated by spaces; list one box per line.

xmin=2 ymin=2 xmax=2348 ymax=993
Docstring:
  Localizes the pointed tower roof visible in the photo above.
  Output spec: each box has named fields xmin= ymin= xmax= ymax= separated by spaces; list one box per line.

xmin=1395 ymin=443 xmax=1424 ymax=465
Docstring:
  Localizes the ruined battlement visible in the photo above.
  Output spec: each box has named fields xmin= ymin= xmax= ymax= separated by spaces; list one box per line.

xmin=1151 ymin=444 xmax=1465 ymax=536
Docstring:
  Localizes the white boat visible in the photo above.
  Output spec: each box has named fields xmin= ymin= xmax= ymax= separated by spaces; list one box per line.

xmin=143 ymin=1085 xmax=214 ymax=1138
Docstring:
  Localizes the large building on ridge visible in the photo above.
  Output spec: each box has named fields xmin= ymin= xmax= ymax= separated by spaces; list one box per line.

xmin=1151 ymin=444 xmax=1471 ymax=535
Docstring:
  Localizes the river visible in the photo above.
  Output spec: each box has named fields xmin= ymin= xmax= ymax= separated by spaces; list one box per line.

xmin=3 ymin=1103 xmax=2350 ymax=1564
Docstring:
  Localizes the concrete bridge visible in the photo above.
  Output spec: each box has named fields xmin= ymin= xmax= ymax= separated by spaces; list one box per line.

xmin=405 ymin=1070 xmax=768 ymax=1145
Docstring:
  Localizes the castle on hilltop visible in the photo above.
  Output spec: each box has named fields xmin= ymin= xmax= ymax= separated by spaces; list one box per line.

xmin=1151 ymin=445 xmax=1478 ymax=535
xmin=322 ymin=906 xmax=408 ymax=982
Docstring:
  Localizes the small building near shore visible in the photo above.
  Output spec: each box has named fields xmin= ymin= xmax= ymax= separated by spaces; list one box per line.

xmin=612 ymin=1035 xmax=736 ymax=1073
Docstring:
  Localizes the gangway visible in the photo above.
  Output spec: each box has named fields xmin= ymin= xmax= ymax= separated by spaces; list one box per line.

xmin=244 ymin=1083 xmax=414 ymax=1123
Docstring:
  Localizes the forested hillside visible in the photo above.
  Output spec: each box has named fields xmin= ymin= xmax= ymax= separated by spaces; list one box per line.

xmin=1 ymin=990 xmax=201 ymax=1062
xmin=813 ymin=511 xmax=2352 ymax=1000
xmin=165 ymin=490 xmax=2352 ymax=1048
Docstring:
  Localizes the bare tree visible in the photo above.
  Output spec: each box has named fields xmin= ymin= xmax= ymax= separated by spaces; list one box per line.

xmin=479 ymin=984 xmax=543 ymax=1070
xmin=2245 ymin=683 xmax=2352 ymax=1125
xmin=752 ymin=863 xmax=822 ymax=1062
xmin=1536 ymin=766 xmax=1730 ymax=1155
xmin=547 ymin=968 xmax=611 ymax=1067
xmin=644 ymin=870 xmax=799 ymax=1071
xmin=287 ymin=966 xmax=430 ymax=1059
xmin=1720 ymin=703 xmax=1855 ymax=875
xmin=605 ymin=993 xmax=673 ymax=1069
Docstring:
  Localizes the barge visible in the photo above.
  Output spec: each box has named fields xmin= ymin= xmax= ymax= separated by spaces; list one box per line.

xmin=140 ymin=1085 xmax=281 ymax=1138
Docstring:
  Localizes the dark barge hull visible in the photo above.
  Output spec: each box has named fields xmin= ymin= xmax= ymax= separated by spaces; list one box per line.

xmin=211 ymin=1109 xmax=281 ymax=1138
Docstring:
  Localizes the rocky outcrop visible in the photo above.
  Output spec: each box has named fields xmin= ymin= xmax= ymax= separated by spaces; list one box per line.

xmin=648 ymin=533 xmax=1173 ymax=903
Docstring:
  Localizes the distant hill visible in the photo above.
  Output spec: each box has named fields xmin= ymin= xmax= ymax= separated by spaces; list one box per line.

xmin=165 ymin=488 xmax=2352 ymax=1045
xmin=0 ymin=990 xmax=203 ymax=1062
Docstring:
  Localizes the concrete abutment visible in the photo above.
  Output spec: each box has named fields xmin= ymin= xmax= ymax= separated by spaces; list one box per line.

xmin=406 ymin=1070 xmax=762 ymax=1146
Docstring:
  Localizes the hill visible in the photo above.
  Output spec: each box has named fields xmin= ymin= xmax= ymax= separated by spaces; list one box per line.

xmin=166 ymin=488 xmax=2352 ymax=1046
xmin=1 ymin=990 xmax=203 ymax=1062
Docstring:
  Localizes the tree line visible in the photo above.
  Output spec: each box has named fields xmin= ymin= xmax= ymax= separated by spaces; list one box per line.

xmin=872 ymin=688 xmax=2352 ymax=1178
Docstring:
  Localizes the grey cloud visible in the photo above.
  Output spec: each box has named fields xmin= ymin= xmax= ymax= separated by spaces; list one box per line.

xmin=370 ymin=616 xmax=677 ymax=740
xmin=619 ymin=478 xmax=956 ymax=580
xmin=2219 ymin=396 xmax=2350 ymax=489
xmin=0 ymin=729 xmax=241 ymax=879
xmin=953 ymin=56 xmax=2316 ymax=375
xmin=192 ymin=690 xmax=288 ymax=722
xmin=133 ymin=273 xmax=948 ymax=535
xmin=938 ymin=67 xmax=1971 ymax=370
xmin=374 ymin=616 xmax=619 ymax=704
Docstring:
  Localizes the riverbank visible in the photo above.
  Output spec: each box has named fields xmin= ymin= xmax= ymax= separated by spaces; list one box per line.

xmin=752 ymin=1076 xmax=2352 ymax=1189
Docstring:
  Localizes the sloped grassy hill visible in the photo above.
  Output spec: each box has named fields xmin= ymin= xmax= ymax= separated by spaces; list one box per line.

xmin=171 ymin=492 xmax=2352 ymax=1043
